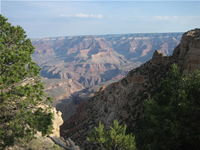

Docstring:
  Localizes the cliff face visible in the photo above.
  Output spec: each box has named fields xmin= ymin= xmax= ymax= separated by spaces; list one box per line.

xmin=173 ymin=29 xmax=200 ymax=72
xmin=60 ymin=29 xmax=200 ymax=148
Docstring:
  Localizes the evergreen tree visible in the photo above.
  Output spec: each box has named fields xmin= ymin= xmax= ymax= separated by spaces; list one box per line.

xmin=87 ymin=120 xmax=137 ymax=150
xmin=136 ymin=64 xmax=200 ymax=150
xmin=0 ymin=15 xmax=53 ymax=149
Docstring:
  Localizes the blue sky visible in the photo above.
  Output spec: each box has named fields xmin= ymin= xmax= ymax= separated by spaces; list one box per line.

xmin=1 ymin=0 xmax=200 ymax=38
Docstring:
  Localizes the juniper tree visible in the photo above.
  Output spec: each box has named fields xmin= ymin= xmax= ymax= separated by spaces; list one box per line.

xmin=0 ymin=15 xmax=53 ymax=149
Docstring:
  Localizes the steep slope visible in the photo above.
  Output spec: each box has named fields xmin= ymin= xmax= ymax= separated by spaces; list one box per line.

xmin=60 ymin=29 xmax=200 ymax=148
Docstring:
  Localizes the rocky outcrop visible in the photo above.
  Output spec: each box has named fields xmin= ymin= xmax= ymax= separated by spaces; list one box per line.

xmin=94 ymin=85 xmax=106 ymax=96
xmin=50 ymin=107 xmax=63 ymax=137
xmin=60 ymin=29 xmax=200 ymax=149
xmin=173 ymin=28 xmax=200 ymax=72
xmin=151 ymin=49 xmax=174 ymax=64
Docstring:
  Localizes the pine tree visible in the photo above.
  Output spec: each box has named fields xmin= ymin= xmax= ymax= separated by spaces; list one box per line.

xmin=87 ymin=120 xmax=137 ymax=150
xmin=0 ymin=15 xmax=53 ymax=149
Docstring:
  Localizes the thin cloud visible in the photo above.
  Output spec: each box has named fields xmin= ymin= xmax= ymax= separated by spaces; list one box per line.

xmin=60 ymin=13 xmax=103 ymax=19
xmin=153 ymin=16 xmax=170 ymax=20
xmin=152 ymin=16 xmax=200 ymax=21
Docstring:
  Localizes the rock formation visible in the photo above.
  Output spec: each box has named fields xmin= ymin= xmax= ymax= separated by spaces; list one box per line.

xmin=173 ymin=29 xmax=200 ymax=72
xmin=60 ymin=29 xmax=200 ymax=148
xmin=50 ymin=107 xmax=63 ymax=137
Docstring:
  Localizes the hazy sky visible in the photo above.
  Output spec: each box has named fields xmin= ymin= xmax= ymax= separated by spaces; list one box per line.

xmin=1 ymin=0 xmax=200 ymax=38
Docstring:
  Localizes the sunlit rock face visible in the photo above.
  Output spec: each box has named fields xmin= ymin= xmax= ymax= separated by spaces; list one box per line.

xmin=50 ymin=107 xmax=63 ymax=137
xmin=173 ymin=29 xmax=200 ymax=72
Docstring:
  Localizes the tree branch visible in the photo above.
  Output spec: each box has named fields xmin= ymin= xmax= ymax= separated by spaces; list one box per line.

xmin=47 ymin=135 xmax=79 ymax=150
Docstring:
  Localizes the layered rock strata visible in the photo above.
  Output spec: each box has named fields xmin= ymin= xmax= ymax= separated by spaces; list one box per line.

xmin=173 ymin=29 xmax=200 ymax=72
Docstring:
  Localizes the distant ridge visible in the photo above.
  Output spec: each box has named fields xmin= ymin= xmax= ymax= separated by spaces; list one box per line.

xmin=31 ymin=32 xmax=183 ymax=40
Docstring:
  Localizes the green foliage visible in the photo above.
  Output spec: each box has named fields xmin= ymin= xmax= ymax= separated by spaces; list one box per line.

xmin=14 ymin=137 xmax=63 ymax=150
xmin=0 ymin=15 xmax=53 ymax=149
xmin=87 ymin=120 xmax=137 ymax=150
xmin=136 ymin=64 xmax=200 ymax=150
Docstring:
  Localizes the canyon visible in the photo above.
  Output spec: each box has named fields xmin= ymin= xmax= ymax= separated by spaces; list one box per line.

xmin=31 ymin=32 xmax=182 ymax=120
